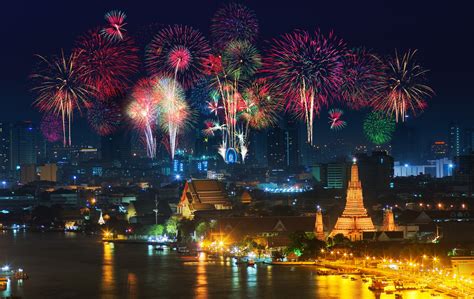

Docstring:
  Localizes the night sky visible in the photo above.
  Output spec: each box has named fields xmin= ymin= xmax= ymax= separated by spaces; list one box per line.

xmin=1 ymin=0 xmax=473 ymax=145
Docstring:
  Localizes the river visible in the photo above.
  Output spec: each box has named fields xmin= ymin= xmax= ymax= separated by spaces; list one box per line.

xmin=0 ymin=231 xmax=449 ymax=298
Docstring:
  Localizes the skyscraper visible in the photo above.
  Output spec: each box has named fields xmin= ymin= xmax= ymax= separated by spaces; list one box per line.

xmin=449 ymin=122 xmax=462 ymax=158
xmin=10 ymin=121 xmax=38 ymax=171
xmin=100 ymin=128 xmax=131 ymax=162
xmin=267 ymin=126 xmax=286 ymax=169
xmin=0 ymin=122 xmax=10 ymax=175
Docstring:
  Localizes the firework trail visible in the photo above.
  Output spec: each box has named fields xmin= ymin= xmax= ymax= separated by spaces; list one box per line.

xmin=155 ymin=77 xmax=192 ymax=160
xmin=40 ymin=113 xmax=62 ymax=143
xmin=87 ymin=100 xmax=122 ymax=136
xmin=202 ymin=41 xmax=263 ymax=163
xmin=328 ymin=109 xmax=347 ymax=130
xmin=263 ymin=30 xmax=346 ymax=145
xmin=363 ymin=111 xmax=396 ymax=145
xmin=31 ymin=50 xmax=94 ymax=146
xmin=127 ymin=78 xmax=160 ymax=158
xmin=372 ymin=49 xmax=434 ymax=122
xmin=102 ymin=10 xmax=127 ymax=41
xmin=75 ymin=28 xmax=139 ymax=99
xmin=211 ymin=3 xmax=259 ymax=49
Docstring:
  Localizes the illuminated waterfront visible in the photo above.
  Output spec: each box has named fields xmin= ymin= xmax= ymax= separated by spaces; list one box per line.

xmin=0 ymin=232 xmax=452 ymax=298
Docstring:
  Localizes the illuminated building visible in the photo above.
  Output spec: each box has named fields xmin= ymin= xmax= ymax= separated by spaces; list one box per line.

xmin=431 ymin=140 xmax=449 ymax=159
xmin=177 ymin=179 xmax=232 ymax=219
xmin=326 ymin=162 xmax=347 ymax=189
xmin=10 ymin=121 xmax=39 ymax=171
xmin=449 ymin=122 xmax=461 ymax=158
xmin=0 ymin=122 xmax=10 ymax=175
xmin=330 ymin=160 xmax=375 ymax=241
xmin=39 ymin=163 xmax=57 ymax=182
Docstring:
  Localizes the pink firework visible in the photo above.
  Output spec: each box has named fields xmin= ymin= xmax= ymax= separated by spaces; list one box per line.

xmin=102 ymin=10 xmax=127 ymax=41
xmin=328 ymin=109 xmax=347 ymax=130
xmin=127 ymin=78 xmax=160 ymax=158
xmin=339 ymin=48 xmax=385 ymax=109
xmin=146 ymin=25 xmax=211 ymax=89
xmin=40 ymin=113 xmax=62 ymax=142
xmin=75 ymin=28 xmax=139 ymax=99
xmin=262 ymin=30 xmax=346 ymax=144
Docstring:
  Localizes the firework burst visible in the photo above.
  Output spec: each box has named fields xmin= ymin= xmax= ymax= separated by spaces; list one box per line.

xmin=372 ymin=49 xmax=434 ymax=122
xmin=31 ymin=50 xmax=94 ymax=146
xmin=328 ymin=108 xmax=346 ymax=130
xmin=241 ymin=78 xmax=280 ymax=129
xmin=263 ymin=29 xmax=346 ymax=144
xmin=154 ymin=77 xmax=193 ymax=159
xmin=363 ymin=111 xmax=396 ymax=145
xmin=75 ymin=28 xmax=139 ymax=99
xmin=127 ymin=78 xmax=161 ymax=158
xmin=339 ymin=48 xmax=385 ymax=109
xmin=211 ymin=3 xmax=259 ymax=49
xmin=102 ymin=10 xmax=127 ymax=41
xmin=40 ymin=113 xmax=62 ymax=143
xmin=87 ymin=100 xmax=122 ymax=136
xmin=222 ymin=40 xmax=262 ymax=81
xmin=146 ymin=25 xmax=210 ymax=89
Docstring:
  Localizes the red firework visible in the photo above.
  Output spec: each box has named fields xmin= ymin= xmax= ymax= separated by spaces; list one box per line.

xmin=328 ymin=108 xmax=347 ymax=130
xmin=102 ymin=10 xmax=127 ymax=41
xmin=203 ymin=54 xmax=223 ymax=76
xmin=75 ymin=28 xmax=139 ymax=99
xmin=339 ymin=48 xmax=385 ymax=109
xmin=146 ymin=25 xmax=211 ymax=89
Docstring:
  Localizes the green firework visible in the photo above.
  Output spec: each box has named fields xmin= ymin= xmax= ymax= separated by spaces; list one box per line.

xmin=363 ymin=111 xmax=396 ymax=145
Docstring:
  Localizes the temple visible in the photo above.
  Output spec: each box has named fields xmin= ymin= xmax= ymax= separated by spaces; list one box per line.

xmin=330 ymin=160 xmax=375 ymax=241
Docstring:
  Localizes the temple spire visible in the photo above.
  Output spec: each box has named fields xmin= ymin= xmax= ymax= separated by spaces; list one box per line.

xmin=330 ymin=160 xmax=375 ymax=241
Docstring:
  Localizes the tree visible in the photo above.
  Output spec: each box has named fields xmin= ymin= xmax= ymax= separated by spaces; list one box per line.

xmin=165 ymin=216 xmax=179 ymax=237
xmin=148 ymin=224 xmax=165 ymax=236
xmin=286 ymin=232 xmax=326 ymax=259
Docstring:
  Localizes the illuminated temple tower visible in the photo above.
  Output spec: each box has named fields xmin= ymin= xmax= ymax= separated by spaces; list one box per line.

xmin=315 ymin=207 xmax=325 ymax=240
xmin=330 ymin=160 xmax=375 ymax=241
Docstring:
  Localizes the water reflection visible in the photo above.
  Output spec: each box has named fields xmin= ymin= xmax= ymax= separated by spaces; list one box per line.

xmin=127 ymin=272 xmax=138 ymax=299
xmin=195 ymin=252 xmax=208 ymax=299
xmin=101 ymin=242 xmax=115 ymax=297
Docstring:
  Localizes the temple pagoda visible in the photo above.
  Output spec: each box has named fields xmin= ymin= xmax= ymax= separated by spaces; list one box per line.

xmin=330 ymin=159 xmax=375 ymax=241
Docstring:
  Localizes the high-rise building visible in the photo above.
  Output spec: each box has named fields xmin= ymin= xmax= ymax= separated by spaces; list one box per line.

xmin=449 ymin=122 xmax=462 ymax=158
xmin=10 ymin=121 xmax=39 ymax=171
xmin=267 ymin=120 xmax=300 ymax=170
xmin=267 ymin=127 xmax=286 ymax=170
xmin=100 ymin=128 xmax=131 ymax=162
xmin=463 ymin=128 xmax=474 ymax=154
xmin=355 ymin=151 xmax=394 ymax=201
xmin=0 ymin=122 xmax=10 ymax=175
xmin=454 ymin=153 xmax=474 ymax=192
xmin=392 ymin=123 xmax=420 ymax=163
xmin=326 ymin=162 xmax=347 ymax=189
xmin=431 ymin=140 xmax=449 ymax=159
xmin=285 ymin=120 xmax=299 ymax=168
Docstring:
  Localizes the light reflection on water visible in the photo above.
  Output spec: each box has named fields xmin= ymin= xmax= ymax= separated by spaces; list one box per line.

xmin=101 ymin=242 xmax=115 ymax=298
xmin=0 ymin=233 xmax=454 ymax=298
